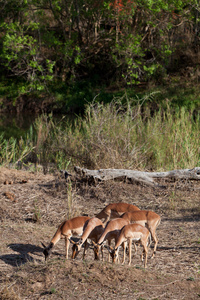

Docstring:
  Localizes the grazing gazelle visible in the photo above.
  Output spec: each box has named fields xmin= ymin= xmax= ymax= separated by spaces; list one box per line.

xmin=92 ymin=218 xmax=130 ymax=262
xmin=70 ymin=217 xmax=104 ymax=260
xmin=107 ymin=223 xmax=150 ymax=268
xmin=41 ymin=216 xmax=90 ymax=260
xmin=121 ymin=210 xmax=161 ymax=258
xmin=95 ymin=202 xmax=140 ymax=224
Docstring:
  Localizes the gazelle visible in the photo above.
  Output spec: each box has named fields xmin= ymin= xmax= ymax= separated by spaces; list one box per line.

xmin=121 ymin=210 xmax=161 ymax=258
xmin=93 ymin=218 xmax=130 ymax=262
xmin=95 ymin=202 xmax=140 ymax=224
xmin=70 ymin=217 xmax=104 ymax=260
xmin=107 ymin=223 xmax=150 ymax=267
xmin=41 ymin=216 xmax=90 ymax=260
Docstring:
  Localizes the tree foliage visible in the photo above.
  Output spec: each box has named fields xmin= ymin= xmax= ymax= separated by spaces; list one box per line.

xmin=0 ymin=0 xmax=200 ymax=99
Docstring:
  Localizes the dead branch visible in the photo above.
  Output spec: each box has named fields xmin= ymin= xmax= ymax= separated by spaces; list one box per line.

xmin=74 ymin=166 xmax=200 ymax=187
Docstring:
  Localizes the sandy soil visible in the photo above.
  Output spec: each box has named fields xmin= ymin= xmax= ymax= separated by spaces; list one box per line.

xmin=0 ymin=166 xmax=200 ymax=299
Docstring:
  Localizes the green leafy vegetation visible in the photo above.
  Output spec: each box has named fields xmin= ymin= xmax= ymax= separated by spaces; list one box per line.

xmin=0 ymin=96 xmax=199 ymax=171
xmin=0 ymin=133 xmax=34 ymax=166
xmin=0 ymin=0 xmax=200 ymax=112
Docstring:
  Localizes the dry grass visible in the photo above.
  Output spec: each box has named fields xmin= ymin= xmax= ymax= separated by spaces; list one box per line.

xmin=0 ymin=285 xmax=21 ymax=300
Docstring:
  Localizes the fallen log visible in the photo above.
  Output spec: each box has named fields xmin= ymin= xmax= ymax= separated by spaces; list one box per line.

xmin=74 ymin=166 xmax=200 ymax=187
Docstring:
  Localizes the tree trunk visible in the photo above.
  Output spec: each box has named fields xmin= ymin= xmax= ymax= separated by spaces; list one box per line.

xmin=74 ymin=166 xmax=200 ymax=188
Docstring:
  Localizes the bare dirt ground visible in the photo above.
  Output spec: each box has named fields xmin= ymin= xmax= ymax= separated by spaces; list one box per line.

xmin=0 ymin=166 xmax=200 ymax=300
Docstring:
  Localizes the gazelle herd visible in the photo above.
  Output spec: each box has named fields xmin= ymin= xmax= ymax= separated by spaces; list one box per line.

xmin=42 ymin=202 xmax=161 ymax=268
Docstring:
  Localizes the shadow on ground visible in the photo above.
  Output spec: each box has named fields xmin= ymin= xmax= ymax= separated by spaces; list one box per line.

xmin=0 ymin=243 xmax=43 ymax=267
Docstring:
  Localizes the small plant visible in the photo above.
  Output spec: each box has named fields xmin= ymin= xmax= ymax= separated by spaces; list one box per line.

xmin=66 ymin=179 xmax=73 ymax=219
xmin=82 ymin=272 xmax=89 ymax=278
xmin=55 ymin=153 xmax=71 ymax=171
xmin=33 ymin=199 xmax=41 ymax=223
xmin=187 ymin=277 xmax=195 ymax=281
xmin=50 ymin=287 xmax=57 ymax=294
xmin=168 ymin=191 xmax=178 ymax=211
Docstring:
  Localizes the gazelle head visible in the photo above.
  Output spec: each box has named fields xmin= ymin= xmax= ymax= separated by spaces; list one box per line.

xmin=104 ymin=245 xmax=118 ymax=263
xmin=70 ymin=238 xmax=82 ymax=259
xmin=92 ymin=241 xmax=101 ymax=260
xmin=41 ymin=242 xmax=53 ymax=261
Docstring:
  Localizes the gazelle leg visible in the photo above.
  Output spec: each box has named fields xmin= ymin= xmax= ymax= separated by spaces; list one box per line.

xmin=150 ymin=230 xmax=158 ymax=259
xmin=134 ymin=242 xmax=137 ymax=254
xmin=122 ymin=241 xmax=127 ymax=264
xmin=128 ymin=239 xmax=132 ymax=266
xmin=115 ymin=248 xmax=120 ymax=264
xmin=114 ymin=238 xmax=121 ymax=263
xmin=101 ymin=245 xmax=104 ymax=261
xmin=143 ymin=243 xmax=148 ymax=268
xmin=141 ymin=248 xmax=145 ymax=262
xmin=83 ymin=240 xmax=89 ymax=259
xmin=65 ymin=237 xmax=70 ymax=259
xmin=108 ymin=240 xmax=111 ymax=262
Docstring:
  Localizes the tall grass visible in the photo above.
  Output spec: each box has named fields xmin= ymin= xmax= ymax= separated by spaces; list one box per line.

xmin=54 ymin=99 xmax=200 ymax=171
xmin=0 ymin=97 xmax=199 ymax=171
xmin=143 ymin=107 xmax=200 ymax=170
xmin=0 ymin=132 xmax=34 ymax=167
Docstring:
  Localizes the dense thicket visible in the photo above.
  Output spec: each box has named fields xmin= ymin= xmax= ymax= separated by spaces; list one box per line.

xmin=0 ymin=0 xmax=200 ymax=111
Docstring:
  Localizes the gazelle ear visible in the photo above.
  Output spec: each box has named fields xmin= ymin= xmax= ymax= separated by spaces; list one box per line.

xmin=69 ymin=238 xmax=76 ymax=245
xmin=91 ymin=240 xmax=97 ymax=246
xmin=41 ymin=242 xmax=46 ymax=248
xmin=77 ymin=239 xmax=82 ymax=245
xmin=104 ymin=245 xmax=113 ymax=252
